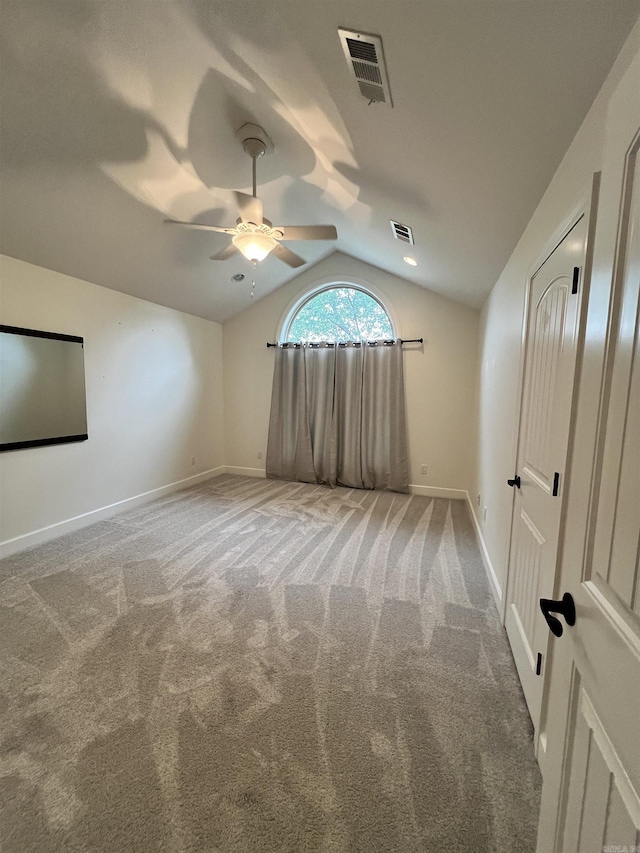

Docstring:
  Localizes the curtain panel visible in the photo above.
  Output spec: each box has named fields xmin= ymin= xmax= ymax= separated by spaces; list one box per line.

xmin=266 ymin=341 xmax=409 ymax=493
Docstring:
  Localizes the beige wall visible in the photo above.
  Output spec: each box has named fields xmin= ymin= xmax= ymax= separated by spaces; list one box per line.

xmin=223 ymin=252 xmax=479 ymax=494
xmin=0 ymin=255 xmax=224 ymax=550
xmin=473 ymin=20 xmax=640 ymax=604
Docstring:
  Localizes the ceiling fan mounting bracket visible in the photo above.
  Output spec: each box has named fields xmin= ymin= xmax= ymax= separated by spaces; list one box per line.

xmin=235 ymin=123 xmax=274 ymax=158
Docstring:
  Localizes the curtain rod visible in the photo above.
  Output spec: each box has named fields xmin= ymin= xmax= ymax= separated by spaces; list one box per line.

xmin=266 ymin=338 xmax=423 ymax=348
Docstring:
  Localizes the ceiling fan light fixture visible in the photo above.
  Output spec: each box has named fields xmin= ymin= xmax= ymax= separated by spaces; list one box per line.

xmin=232 ymin=232 xmax=277 ymax=263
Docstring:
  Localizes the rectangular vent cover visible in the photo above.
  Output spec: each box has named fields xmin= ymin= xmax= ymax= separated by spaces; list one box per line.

xmin=338 ymin=28 xmax=393 ymax=107
xmin=390 ymin=220 xmax=414 ymax=244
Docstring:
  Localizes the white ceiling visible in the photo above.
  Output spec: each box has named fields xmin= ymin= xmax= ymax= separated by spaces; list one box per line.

xmin=1 ymin=1 xmax=638 ymax=322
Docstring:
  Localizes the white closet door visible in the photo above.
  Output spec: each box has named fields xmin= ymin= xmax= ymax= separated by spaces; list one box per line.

xmin=505 ymin=214 xmax=587 ymax=733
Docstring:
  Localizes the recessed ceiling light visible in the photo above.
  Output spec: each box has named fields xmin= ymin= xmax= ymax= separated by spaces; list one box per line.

xmin=231 ymin=273 xmax=245 ymax=282
xmin=403 ymin=256 xmax=418 ymax=267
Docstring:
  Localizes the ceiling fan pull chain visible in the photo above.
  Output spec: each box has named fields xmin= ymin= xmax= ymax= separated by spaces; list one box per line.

xmin=250 ymin=261 xmax=257 ymax=299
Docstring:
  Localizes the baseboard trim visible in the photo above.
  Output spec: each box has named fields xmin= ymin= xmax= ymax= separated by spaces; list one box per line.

xmin=218 ymin=467 xmax=434 ymax=487
xmin=0 ymin=466 xmax=226 ymax=559
xmin=220 ymin=472 xmax=467 ymax=497
xmin=465 ymin=491 xmax=504 ymax=618
xmin=408 ymin=484 xmax=467 ymax=499
xmin=222 ymin=466 xmax=267 ymax=479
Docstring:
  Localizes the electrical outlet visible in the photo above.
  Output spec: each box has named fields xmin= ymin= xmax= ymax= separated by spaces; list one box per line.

xmin=420 ymin=464 xmax=427 ymax=475
xmin=257 ymin=450 xmax=263 ymax=460
xmin=483 ymin=506 xmax=488 ymax=522
xmin=191 ymin=456 xmax=195 ymax=466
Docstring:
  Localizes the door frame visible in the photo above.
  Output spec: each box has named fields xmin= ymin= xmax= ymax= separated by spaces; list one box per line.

xmin=501 ymin=176 xmax=601 ymax=765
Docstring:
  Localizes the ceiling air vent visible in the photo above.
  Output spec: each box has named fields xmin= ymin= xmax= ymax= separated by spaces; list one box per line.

xmin=390 ymin=220 xmax=414 ymax=244
xmin=338 ymin=28 xmax=393 ymax=107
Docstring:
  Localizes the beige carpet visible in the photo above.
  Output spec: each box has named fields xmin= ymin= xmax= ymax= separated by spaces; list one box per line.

xmin=0 ymin=475 xmax=541 ymax=852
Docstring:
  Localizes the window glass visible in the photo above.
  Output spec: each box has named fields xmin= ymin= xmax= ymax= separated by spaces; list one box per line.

xmin=286 ymin=287 xmax=394 ymax=342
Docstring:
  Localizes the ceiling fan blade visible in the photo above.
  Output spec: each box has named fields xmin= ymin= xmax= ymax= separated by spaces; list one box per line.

xmin=210 ymin=243 xmax=238 ymax=261
xmin=272 ymin=243 xmax=306 ymax=268
xmin=164 ymin=219 xmax=236 ymax=234
xmin=234 ymin=192 xmax=263 ymax=225
xmin=271 ymin=225 xmax=337 ymax=242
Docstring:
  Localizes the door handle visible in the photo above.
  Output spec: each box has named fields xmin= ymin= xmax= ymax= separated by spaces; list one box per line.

xmin=539 ymin=593 xmax=576 ymax=638
xmin=507 ymin=474 xmax=521 ymax=489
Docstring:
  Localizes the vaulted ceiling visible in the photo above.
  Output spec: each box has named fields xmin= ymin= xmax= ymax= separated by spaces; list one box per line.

xmin=1 ymin=1 xmax=638 ymax=322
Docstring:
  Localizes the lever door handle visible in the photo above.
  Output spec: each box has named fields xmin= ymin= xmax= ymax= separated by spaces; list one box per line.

xmin=507 ymin=475 xmax=521 ymax=489
xmin=540 ymin=593 xmax=576 ymax=637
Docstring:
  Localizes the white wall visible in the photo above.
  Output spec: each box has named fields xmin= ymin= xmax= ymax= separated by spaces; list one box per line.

xmin=0 ymin=254 xmax=224 ymax=551
xmin=223 ymin=252 xmax=479 ymax=495
xmin=473 ymin=20 xmax=640 ymax=605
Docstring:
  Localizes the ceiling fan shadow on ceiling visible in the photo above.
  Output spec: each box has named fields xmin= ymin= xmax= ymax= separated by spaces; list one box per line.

xmin=165 ymin=123 xmax=337 ymax=269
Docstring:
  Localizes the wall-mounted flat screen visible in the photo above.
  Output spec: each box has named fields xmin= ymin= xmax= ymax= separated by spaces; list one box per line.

xmin=0 ymin=324 xmax=88 ymax=451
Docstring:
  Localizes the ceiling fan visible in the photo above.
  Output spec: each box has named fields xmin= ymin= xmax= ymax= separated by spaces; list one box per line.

xmin=165 ymin=124 xmax=337 ymax=268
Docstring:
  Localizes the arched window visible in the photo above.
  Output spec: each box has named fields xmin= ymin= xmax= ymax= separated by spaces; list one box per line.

xmin=285 ymin=286 xmax=394 ymax=343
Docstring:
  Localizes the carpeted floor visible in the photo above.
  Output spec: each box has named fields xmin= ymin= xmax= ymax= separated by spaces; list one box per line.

xmin=0 ymin=475 xmax=541 ymax=852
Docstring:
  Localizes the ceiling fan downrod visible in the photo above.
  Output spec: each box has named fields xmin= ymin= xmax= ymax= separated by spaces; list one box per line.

xmin=242 ymin=136 xmax=267 ymax=199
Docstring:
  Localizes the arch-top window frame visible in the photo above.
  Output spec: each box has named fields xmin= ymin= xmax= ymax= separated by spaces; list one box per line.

xmin=279 ymin=279 xmax=398 ymax=343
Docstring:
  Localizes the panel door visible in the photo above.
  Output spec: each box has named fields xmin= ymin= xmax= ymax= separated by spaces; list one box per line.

xmin=537 ymin=50 xmax=640 ymax=853
xmin=505 ymin=215 xmax=587 ymax=734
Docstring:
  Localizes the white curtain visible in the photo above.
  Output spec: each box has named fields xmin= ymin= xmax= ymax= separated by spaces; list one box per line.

xmin=266 ymin=341 xmax=409 ymax=493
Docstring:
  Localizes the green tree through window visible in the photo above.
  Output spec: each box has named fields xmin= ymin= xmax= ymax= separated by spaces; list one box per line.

xmin=287 ymin=287 xmax=394 ymax=342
